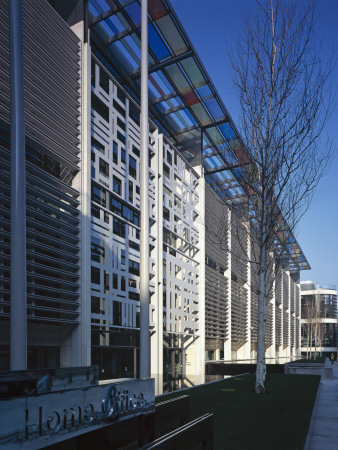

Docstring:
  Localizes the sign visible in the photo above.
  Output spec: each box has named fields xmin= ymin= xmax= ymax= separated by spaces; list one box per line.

xmin=0 ymin=378 xmax=154 ymax=446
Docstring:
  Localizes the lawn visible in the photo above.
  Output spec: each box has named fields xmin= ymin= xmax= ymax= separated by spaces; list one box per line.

xmin=156 ymin=374 xmax=320 ymax=450
xmin=292 ymin=356 xmax=326 ymax=364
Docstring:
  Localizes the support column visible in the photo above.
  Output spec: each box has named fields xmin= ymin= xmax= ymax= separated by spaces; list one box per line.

xmin=140 ymin=0 xmax=150 ymax=379
xmin=10 ymin=0 xmax=27 ymax=371
xmin=70 ymin=6 xmax=91 ymax=368
xmin=224 ymin=209 xmax=232 ymax=361
xmin=151 ymin=132 xmax=163 ymax=395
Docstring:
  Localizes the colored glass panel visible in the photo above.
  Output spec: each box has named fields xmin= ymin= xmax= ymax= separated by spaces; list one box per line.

xmin=148 ymin=23 xmax=171 ymax=60
xmin=204 ymin=98 xmax=224 ymax=120
xmin=125 ymin=1 xmax=141 ymax=24
xmin=219 ymin=122 xmax=236 ymax=142
xmin=182 ymin=108 xmax=197 ymax=125
xmin=127 ymin=33 xmax=141 ymax=60
xmin=106 ymin=14 xmax=125 ymax=33
xmin=182 ymin=89 xmax=199 ymax=106
xmin=190 ymin=103 xmax=211 ymax=125
xmin=197 ymin=84 xmax=212 ymax=99
xmin=89 ymin=2 xmax=100 ymax=16
xmin=148 ymin=77 xmax=161 ymax=99
xmin=114 ymin=40 xmax=138 ymax=69
xmin=151 ymin=72 xmax=171 ymax=95
xmin=156 ymin=15 xmax=187 ymax=55
xmin=91 ymin=0 xmax=111 ymax=14
xmin=180 ymin=109 xmax=196 ymax=126
xmin=148 ymin=0 xmax=168 ymax=20
xmin=98 ymin=19 xmax=116 ymax=38
xmin=205 ymin=126 xmax=224 ymax=145
xmin=165 ymin=64 xmax=190 ymax=93
xmin=181 ymin=57 xmax=206 ymax=88
xmin=117 ymin=11 xmax=130 ymax=29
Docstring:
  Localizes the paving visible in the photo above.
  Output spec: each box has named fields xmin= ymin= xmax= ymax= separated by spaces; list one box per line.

xmin=304 ymin=359 xmax=338 ymax=450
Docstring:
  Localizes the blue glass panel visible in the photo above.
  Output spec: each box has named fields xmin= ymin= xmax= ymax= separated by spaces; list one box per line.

xmin=219 ymin=122 xmax=236 ymax=142
xmin=156 ymin=101 xmax=171 ymax=113
xmin=197 ymin=84 xmax=212 ymax=99
xmin=114 ymin=41 xmax=138 ymax=69
xmin=89 ymin=2 xmax=100 ymax=16
xmin=125 ymin=1 xmax=141 ymax=24
xmin=91 ymin=0 xmax=109 ymax=14
xmin=174 ymin=111 xmax=189 ymax=128
xmin=169 ymin=112 xmax=185 ymax=129
xmin=169 ymin=96 xmax=183 ymax=107
xmin=125 ymin=34 xmax=141 ymax=64
xmin=96 ymin=0 xmax=110 ymax=11
xmin=148 ymin=23 xmax=171 ymax=60
xmin=179 ymin=109 xmax=194 ymax=127
xmin=100 ymin=19 xmax=117 ymax=37
xmin=151 ymin=72 xmax=171 ymax=95
xmin=183 ymin=108 xmax=197 ymax=125
xmin=204 ymin=98 xmax=224 ymax=120
xmin=158 ymin=71 xmax=175 ymax=94
xmin=148 ymin=78 xmax=161 ymax=98
xmin=108 ymin=14 xmax=126 ymax=33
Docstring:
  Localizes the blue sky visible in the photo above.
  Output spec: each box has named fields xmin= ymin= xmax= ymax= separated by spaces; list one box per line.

xmin=171 ymin=0 xmax=338 ymax=288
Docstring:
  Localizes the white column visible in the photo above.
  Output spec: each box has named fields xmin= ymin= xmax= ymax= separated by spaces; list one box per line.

xmin=224 ymin=209 xmax=232 ymax=360
xmin=151 ymin=133 xmax=163 ymax=394
xmin=196 ymin=170 xmax=205 ymax=384
xmin=10 ymin=0 xmax=27 ymax=370
xmin=71 ymin=18 xmax=91 ymax=368
xmin=140 ymin=0 xmax=150 ymax=378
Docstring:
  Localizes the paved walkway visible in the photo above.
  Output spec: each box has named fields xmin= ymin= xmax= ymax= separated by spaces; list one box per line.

xmin=304 ymin=359 xmax=338 ymax=450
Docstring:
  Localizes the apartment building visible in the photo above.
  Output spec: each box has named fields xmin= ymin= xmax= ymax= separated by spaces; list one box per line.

xmin=301 ymin=282 xmax=337 ymax=358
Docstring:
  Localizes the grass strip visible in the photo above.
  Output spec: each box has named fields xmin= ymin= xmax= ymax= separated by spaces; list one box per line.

xmin=156 ymin=373 xmax=320 ymax=450
xmin=292 ymin=356 xmax=326 ymax=363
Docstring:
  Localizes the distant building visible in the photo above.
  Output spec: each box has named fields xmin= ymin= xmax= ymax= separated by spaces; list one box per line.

xmin=301 ymin=282 xmax=338 ymax=358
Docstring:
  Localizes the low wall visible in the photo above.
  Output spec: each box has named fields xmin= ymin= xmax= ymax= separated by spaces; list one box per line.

xmin=205 ymin=363 xmax=284 ymax=376
xmin=0 ymin=378 xmax=154 ymax=447
xmin=284 ymin=359 xmax=332 ymax=378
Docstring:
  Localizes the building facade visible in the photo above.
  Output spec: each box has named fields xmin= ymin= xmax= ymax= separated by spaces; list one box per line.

xmin=0 ymin=0 xmax=308 ymax=394
xmin=301 ymin=282 xmax=337 ymax=358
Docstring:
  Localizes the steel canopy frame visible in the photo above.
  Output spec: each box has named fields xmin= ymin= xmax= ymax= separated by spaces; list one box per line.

xmin=87 ymin=0 xmax=309 ymax=272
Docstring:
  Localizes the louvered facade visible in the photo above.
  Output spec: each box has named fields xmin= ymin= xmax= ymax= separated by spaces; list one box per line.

xmin=0 ymin=0 xmax=82 ymax=369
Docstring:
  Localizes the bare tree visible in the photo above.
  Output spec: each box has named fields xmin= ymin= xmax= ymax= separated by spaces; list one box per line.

xmin=228 ymin=0 xmax=335 ymax=393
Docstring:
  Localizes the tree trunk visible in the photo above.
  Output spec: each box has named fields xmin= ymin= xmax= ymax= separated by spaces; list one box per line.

xmin=255 ymin=240 xmax=267 ymax=393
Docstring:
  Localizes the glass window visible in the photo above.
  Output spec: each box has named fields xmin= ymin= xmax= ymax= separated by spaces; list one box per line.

xmin=91 ymin=296 xmax=105 ymax=315
xmin=92 ymin=182 xmax=107 ymax=207
xmin=129 ymin=260 xmax=140 ymax=276
xmin=113 ymin=176 xmax=122 ymax=195
xmin=121 ymin=276 xmax=126 ymax=291
xmin=121 ymin=148 xmax=126 ymax=164
xmin=92 ymin=93 xmax=109 ymax=123
xmin=113 ymin=301 xmax=122 ymax=326
xmin=91 ymin=237 xmax=105 ymax=263
xmin=99 ymin=158 xmax=109 ymax=177
xmin=113 ymin=217 xmax=126 ymax=238
xmin=92 ymin=137 xmax=105 ymax=154
xmin=113 ymin=141 xmax=118 ymax=164
xmin=104 ymin=271 xmax=109 ymax=292
xmin=121 ymin=249 xmax=126 ymax=265
xmin=129 ymin=156 xmax=137 ymax=179
xmin=91 ymin=267 xmax=100 ymax=284
xmin=129 ymin=180 xmax=133 ymax=202
xmin=113 ymin=273 xmax=118 ymax=289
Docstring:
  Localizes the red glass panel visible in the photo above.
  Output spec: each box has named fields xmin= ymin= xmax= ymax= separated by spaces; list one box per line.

xmin=182 ymin=89 xmax=199 ymax=106
xmin=148 ymin=0 xmax=168 ymax=20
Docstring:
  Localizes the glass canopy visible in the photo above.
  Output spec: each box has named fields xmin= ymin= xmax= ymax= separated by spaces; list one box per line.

xmin=88 ymin=0 xmax=310 ymax=271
